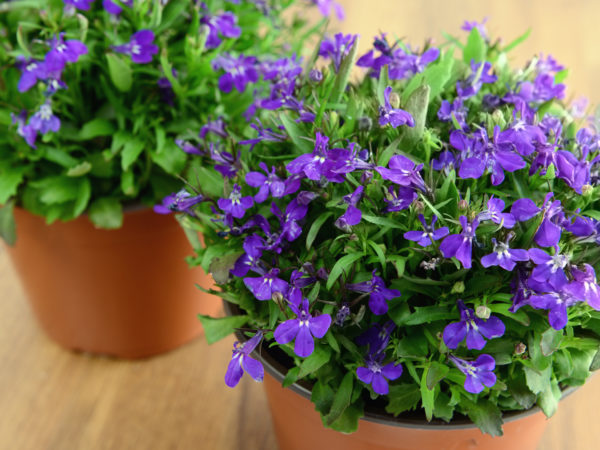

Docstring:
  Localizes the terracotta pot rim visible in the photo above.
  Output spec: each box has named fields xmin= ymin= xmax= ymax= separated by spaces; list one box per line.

xmin=14 ymin=201 xmax=151 ymax=222
xmin=224 ymin=300 xmax=578 ymax=430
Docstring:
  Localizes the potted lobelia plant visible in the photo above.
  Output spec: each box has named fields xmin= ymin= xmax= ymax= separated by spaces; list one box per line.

xmin=0 ymin=0 xmax=329 ymax=358
xmin=190 ymin=18 xmax=599 ymax=450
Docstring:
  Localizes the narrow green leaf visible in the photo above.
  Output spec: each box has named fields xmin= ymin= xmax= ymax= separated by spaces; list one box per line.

xmin=399 ymin=85 xmax=430 ymax=149
xmin=298 ymin=345 xmax=332 ymax=378
xmin=329 ymin=36 xmax=360 ymax=105
xmin=324 ymin=371 xmax=353 ymax=425
xmin=306 ymin=212 xmax=332 ymax=250
xmin=280 ymin=113 xmax=312 ymax=154
xmin=326 ymin=252 xmax=364 ymax=290
xmin=78 ymin=118 xmax=115 ymax=140
xmin=376 ymin=65 xmax=390 ymax=105
xmin=197 ymin=314 xmax=247 ymax=345
xmin=106 ymin=53 xmax=132 ymax=92
xmin=426 ymin=361 xmax=449 ymax=390
xmin=503 ymin=28 xmax=531 ymax=53
xmin=67 ymin=161 xmax=92 ymax=177
xmin=121 ymin=138 xmax=145 ymax=171
xmin=463 ymin=28 xmax=487 ymax=63
xmin=367 ymin=240 xmax=386 ymax=270
xmin=420 ymin=366 xmax=435 ymax=421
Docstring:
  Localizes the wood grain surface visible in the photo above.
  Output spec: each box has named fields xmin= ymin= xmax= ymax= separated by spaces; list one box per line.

xmin=3 ymin=2 xmax=600 ymax=449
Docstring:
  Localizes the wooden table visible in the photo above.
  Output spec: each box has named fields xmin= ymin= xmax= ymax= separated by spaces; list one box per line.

xmin=1 ymin=244 xmax=600 ymax=450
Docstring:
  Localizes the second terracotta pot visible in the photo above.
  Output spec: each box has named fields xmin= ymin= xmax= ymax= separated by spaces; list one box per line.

xmin=6 ymin=207 xmax=221 ymax=359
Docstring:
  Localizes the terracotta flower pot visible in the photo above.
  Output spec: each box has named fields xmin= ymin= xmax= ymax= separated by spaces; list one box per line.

xmin=5 ymin=207 xmax=220 ymax=359
xmin=224 ymin=303 xmax=556 ymax=450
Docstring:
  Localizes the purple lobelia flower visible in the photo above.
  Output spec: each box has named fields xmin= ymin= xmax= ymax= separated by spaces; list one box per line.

xmin=461 ymin=18 xmax=488 ymax=40
xmin=481 ymin=237 xmax=529 ymax=271
xmin=274 ymin=297 xmax=332 ymax=357
xmin=439 ymin=216 xmax=479 ymax=269
xmin=225 ymin=331 xmax=264 ymax=387
xmin=379 ymin=86 xmax=415 ymax=129
xmin=319 ymin=33 xmax=357 ymax=72
xmin=356 ymin=352 xmax=402 ymax=395
xmin=209 ymin=143 xmax=240 ymax=179
xmin=449 ymin=354 xmax=496 ymax=394
xmin=431 ymin=150 xmax=456 ymax=174
xmin=246 ymin=162 xmax=285 ymax=203
xmin=287 ymin=269 xmax=316 ymax=306
xmin=217 ymin=184 xmax=254 ymax=218
xmin=383 ymin=186 xmax=417 ymax=213
xmin=231 ymin=235 xmax=265 ymax=277
xmin=271 ymin=197 xmax=311 ymax=242
xmin=113 ymin=30 xmax=158 ymax=64
xmin=286 ymin=131 xmax=334 ymax=182
xmin=568 ymin=264 xmax=600 ymax=310
xmin=153 ymin=190 xmax=204 ymax=215
xmin=437 ymin=98 xmax=468 ymax=129
xmin=356 ymin=320 xmax=395 ymax=353
xmin=328 ymin=142 xmax=374 ymax=175
xmin=346 ymin=271 xmax=401 ymax=315
xmin=375 ymin=155 xmax=427 ymax=192
xmin=11 ymin=111 xmax=37 ymax=148
xmin=29 ymin=102 xmax=60 ymax=134
xmin=103 ymin=0 xmax=132 ymax=14
xmin=456 ymin=61 xmax=497 ymax=98
xmin=528 ymin=284 xmax=581 ymax=330
xmin=454 ymin=126 xmax=526 ymax=186
xmin=244 ymin=268 xmax=288 ymax=301
xmin=64 ymin=0 xmax=94 ymax=10
xmin=335 ymin=186 xmax=364 ymax=231
xmin=511 ymin=193 xmax=565 ymax=247
xmin=528 ymin=247 xmax=569 ymax=289
xmin=16 ymin=57 xmax=46 ymax=93
xmin=443 ymin=300 xmax=505 ymax=350
xmin=496 ymin=119 xmax=546 ymax=157
xmin=239 ymin=120 xmax=287 ymax=152
xmin=201 ymin=11 xmax=241 ymax=49
xmin=312 ymin=0 xmax=344 ymax=19
xmin=212 ymin=54 xmax=259 ymax=93
xmin=477 ymin=197 xmax=516 ymax=229
xmin=200 ymin=117 xmax=228 ymax=140
xmin=45 ymin=33 xmax=88 ymax=72
xmin=404 ymin=214 xmax=449 ymax=247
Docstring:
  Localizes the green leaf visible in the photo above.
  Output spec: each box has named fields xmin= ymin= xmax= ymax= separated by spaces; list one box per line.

xmin=465 ymin=399 xmax=503 ymax=437
xmin=326 ymin=252 xmax=364 ymax=290
xmin=0 ymin=165 xmax=27 ymax=204
xmin=197 ymin=315 xmax=247 ymax=345
xmin=298 ymin=345 xmax=332 ymax=378
xmin=420 ymin=366 xmax=435 ymax=421
xmin=503 ymin=28 xmax=531 ymax=53
xmin=88 ymin=198 xmax=123 ymax=229
xmin=121 ymin=138 xmax=145 ymax=171
xmin=306 ymin=212 xmax=332 ymax=250
xmin=426 ymin=361 xmax=449 ymax=390
xmin=538 ymin=378 xmax=561 ymax=417
xmin=507 ymin=375 xmax=536 ymax=409
xmin=399 ymin=85 xmax=430 ymax=150
xmin=463 ymin=28 xmax=487 ymax=63
xmin=311 ymin=380 xmax=335 ymax=415
xmin=329 ymin=36 xmax=360 ymax=104
xmin=377 ymin=136 xmax=402 ymax=167
xmin=433 ymin=392 xmax=454 ymax=422
xmin=554 ymin=69 xmax=569 ymax=84
xmin=402 ymin=49 xmax=455 ymax=103
xmin=523 ymin=365 xmax=552 ymax=395
xmin=106 ymin=53 xmax=132 ymax=92
xmin=208 ymin=252 xmax=243 ymax=284
xmin=489 ymin=303 xmax=530 ymax=326
xmin=376 ymin=65 xmax=390 ymax=105
xmin=66 ymin=161 xmax=92 ymax=177
xmin=367 ymin=240 xmax=386 ymax=269
xmin=396 ymin=331 xmax=429 ymax=358
xmin=528 ymin=333 xmax=551 ymax=371
xmin=282 ymin=367 xmax=300 ymax=388
xmin=73 ymin=177 xmax=91 ymax=217
xmin=590 ymin=348 xmax=600 ymax=371
xmin=397 ymin=306 xmax=453 ymax=326
xmin=78 ymin=118 xmax=115 ymax=140
xmin=541 ymin=328 xmax=563 ymax=356
xmin=327 ymin=403 xmax=362 ymax=433
xmin=280 ymin=113 xmax=312 ymax=154
xmin=362 ymin=214 xmax=403 ymax=229
xmin=0 ymin=200 xmax=16 ymax=246
xmin=43 ymin=147 xmax=78 ymax=167
xmin=33 ymin=176 xmax=82 ymax=205
xmin=121 ymin=170 xmax=136 ymax=196
xmin=385 ymin=384 xmax=421 ymax=416
xmin=324 ymin=371 xmax=353 ymax=426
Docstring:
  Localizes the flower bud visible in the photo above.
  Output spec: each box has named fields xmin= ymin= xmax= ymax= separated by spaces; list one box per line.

xmin=582 ymin=184 xmax=593 ymax=197
xmin=514 ymin=342 xmax=527 ymax=355
xmin=360 ymin=170 xmax=373 ymax=184
xmin=316 ymin=267 xmax=328 ymax=280
xmin=309 ymin=69 xmax=323 ymax=84
xmin=389 ymin=91 xmax=401 ymax=109
xmin=358 ymin=116 xmax=373 ymax=131
xmin=458 ymin=199 xmax=469 ymax=211
xmin=413 ymin=200 xmax=425 ymax=213
xmin=491 ymin=109 xmax=507 ymax=129
xmin=475 ymin=305 xmax=491 ymax=320
xmin=451 ymin=281 xmax=465 ymax=294
xmin=271 ymin=291 xmax=284 ymax=307
xmin=348 ymin=233 xmax=359 ymax=241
